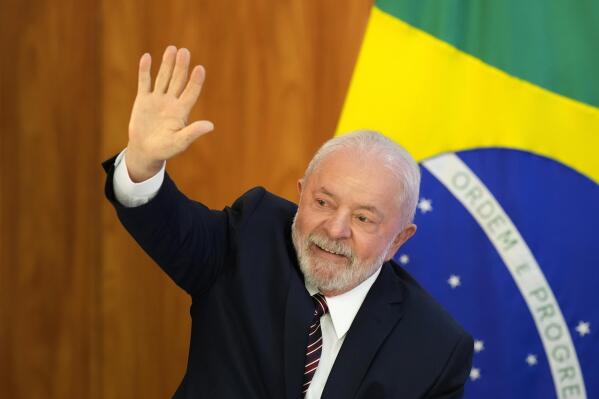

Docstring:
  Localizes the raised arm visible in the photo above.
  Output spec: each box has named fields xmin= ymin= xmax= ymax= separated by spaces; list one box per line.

xmin=126 ymin=45 xmax=214 ymax=181
xmin=105 ymin=46 xmax=228 ymax=296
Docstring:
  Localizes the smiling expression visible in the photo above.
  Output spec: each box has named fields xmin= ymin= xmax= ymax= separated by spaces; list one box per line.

xmin=292 ymin=148 xmax=416 ymax=296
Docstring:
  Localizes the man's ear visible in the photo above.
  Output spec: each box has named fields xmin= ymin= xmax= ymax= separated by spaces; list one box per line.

xmin=297 ymin=178 xmax=304 ymax=196
xmin=385 ymin=224 xmax=417 ymax=261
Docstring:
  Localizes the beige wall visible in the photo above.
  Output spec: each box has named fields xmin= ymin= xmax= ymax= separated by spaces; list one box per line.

xmin=0 ymin=1 xmax=372 ymax=397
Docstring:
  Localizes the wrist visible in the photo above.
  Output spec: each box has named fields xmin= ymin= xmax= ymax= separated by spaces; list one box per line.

xmin=124 ymin=147 xmax=164 ymax=182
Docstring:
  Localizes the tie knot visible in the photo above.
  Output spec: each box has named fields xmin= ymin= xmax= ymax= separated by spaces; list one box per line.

xmin=312 ymin=293 xmax=329 ymax=318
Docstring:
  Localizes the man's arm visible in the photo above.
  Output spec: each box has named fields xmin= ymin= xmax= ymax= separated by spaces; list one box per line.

xmin=113 ymin=149 xmax=165 ymax=207
xmin=104 ymin=46 xmax=226 ymax=296
xmin=426 ymin=332 xmax=474 ymax=399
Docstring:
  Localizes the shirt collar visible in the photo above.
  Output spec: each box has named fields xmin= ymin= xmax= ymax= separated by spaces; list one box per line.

xmin=306 ymin=266 xmax=382 ymax=339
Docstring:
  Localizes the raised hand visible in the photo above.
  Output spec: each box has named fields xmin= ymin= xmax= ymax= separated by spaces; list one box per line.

xmin=125 ymin=46 xmax=214 ymax=182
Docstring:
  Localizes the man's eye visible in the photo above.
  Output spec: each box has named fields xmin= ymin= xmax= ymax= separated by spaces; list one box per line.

xmin=357 ymin=215 xmax=370 ymax=223
xmin=316 ymin=199 xmax=327 ymax=207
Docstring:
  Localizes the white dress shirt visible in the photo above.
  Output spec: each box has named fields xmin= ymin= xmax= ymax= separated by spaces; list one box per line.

xmin=112 ymin=150 xmax=165 ymax=207
xmin=112 ymin=150 xmax=382 ymax=398
xmin=303 ymin=269 xmax=381 ymax=399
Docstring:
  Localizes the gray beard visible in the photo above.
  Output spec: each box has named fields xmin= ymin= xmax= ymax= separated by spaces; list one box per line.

xmin=291 ymin=214 xmax=391 ymax=293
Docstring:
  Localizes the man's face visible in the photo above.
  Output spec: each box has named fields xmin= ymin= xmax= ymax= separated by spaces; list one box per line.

xmin=292 ymin=149 xmax=416 ymax=296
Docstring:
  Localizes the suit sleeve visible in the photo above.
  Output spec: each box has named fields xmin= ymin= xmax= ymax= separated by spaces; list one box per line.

xmin=102 ymin=155 xmax=248 ymax=296
xmin=426 ymin=332 xmax=474 ymax=399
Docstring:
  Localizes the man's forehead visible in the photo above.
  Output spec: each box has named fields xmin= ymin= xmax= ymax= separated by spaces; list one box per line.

xmin=312 ymin=149 xmax=400 ymax=186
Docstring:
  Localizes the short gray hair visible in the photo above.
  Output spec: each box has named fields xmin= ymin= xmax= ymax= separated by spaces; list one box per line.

xmin=303 ymin=130 xmax=421 ymax=227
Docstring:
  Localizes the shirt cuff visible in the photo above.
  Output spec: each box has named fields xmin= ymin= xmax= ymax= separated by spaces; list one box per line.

xmin=112 ymin=149 xmax=166 ymax=208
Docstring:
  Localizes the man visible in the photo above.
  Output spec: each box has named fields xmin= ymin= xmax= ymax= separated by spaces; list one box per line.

xmin=104 ymin=46 xmax=473 ymax=398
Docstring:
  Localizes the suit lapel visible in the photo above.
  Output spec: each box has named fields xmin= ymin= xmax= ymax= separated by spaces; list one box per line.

xmin=321 ymin=262 xmax=405 ymax=399
xmin=283 ymin=264 xmax=314 ymax=399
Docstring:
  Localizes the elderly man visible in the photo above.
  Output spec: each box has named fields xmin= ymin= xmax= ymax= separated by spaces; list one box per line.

xmin=104 ymin=46 xmax=473 ymax=399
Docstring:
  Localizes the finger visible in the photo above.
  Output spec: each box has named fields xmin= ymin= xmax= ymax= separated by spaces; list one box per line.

xmin=179 ymin=65 xmax=206 ymax=110
xmin=177 ymin=120 xmax=214 ymax=150
xmin=153 ymin=45 xmax=177 ymax=93
xmin=137 ymin=53 xmax=152 ymax=94
xmin=167 ymin=48 xmax=190 ymax=97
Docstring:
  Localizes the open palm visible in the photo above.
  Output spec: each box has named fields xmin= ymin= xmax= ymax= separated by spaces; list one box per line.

xmin=126 ymin=46 xmax=213 ymax=181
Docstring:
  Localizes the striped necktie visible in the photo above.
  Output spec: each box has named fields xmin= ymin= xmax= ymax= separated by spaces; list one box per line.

xmin=302 ymin=293 xmax=329 ymax=397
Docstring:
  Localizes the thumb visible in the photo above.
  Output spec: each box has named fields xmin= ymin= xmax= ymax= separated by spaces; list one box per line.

xmin=178 ymin=120 xmax=214 ymax=148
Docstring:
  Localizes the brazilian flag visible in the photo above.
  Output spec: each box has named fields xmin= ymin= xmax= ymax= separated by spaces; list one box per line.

xmin=337 ymin=1 xmax=599 ymax=398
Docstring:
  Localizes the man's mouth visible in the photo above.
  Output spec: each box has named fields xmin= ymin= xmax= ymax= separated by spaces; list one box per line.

xmin=311 ymin=242 xmax=348 ymax=259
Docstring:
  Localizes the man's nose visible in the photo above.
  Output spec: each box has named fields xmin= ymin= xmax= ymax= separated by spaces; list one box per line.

xmin=324 ymin=212 xmax=351 ymax=240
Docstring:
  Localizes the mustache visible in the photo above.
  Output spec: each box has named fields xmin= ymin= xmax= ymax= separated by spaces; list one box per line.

xmin=308 ymin=233 xmax=354 ymax=259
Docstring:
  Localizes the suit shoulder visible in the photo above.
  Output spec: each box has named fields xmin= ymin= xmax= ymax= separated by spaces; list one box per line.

xmin=227 ymin=186 xmax=297 ymax=226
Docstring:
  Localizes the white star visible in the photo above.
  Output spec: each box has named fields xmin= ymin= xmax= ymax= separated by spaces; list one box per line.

xmin=575 ymin=321 xmax=591 ymax=337
xmin=469 ymin=367 xmax=481 ymax=381
xmin=398 ymin=254 xmax=410 ymax=265
xmin=417 ymin=198 xmax=433 ymax=214
xmin=448 ymin=274 xmax=461 ymax=289
xmin=473 ymin=340 xmax=485 ymax=353
xmin=526 ymin=354 xmax=538 ymax=366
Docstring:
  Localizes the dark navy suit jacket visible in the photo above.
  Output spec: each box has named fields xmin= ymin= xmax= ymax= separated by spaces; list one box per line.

xmin=103 ymin=158 xmax=473 ymax=399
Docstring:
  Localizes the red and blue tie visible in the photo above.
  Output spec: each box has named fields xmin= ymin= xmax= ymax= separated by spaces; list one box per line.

xmin=302 ymin=293 xmax=329 ymax=397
